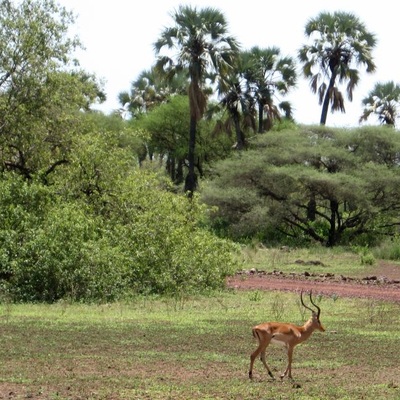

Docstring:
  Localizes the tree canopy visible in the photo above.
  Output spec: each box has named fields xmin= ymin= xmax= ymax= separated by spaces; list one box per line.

xmin=0 ymin=0 xmax=105 ymax=181
xmin=241 ymin=46 xmax=297 ymax=132
xmin=201 ymin=125 xmax=400 ymax=246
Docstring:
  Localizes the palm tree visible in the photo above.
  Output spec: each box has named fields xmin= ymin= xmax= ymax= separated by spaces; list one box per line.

xmin=242 ymin=46 xmax=297 ymax=132
xmin=298 ymin=11 xmax=377 ymax=125
xmin=210 ymin=72 xmax=255 ymax=150
xmin=118 ymin=67 xmax=187 ymax=118
xmin=154 ymin=5 xmax=240 ymax=195
xmin=359 ymin=81 xmax=400 ymax=127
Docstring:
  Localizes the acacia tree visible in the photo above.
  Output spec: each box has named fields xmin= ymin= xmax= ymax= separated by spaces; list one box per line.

xmin=242 ymin=46 xmax=297 ymax=132
xmin=359 ymin=81 xmax=400 ymax=126
xmin=154 ymin=5 xmax=240 ymax=195
xmin=298 ymin=11 xmax=377 ymax=125
xmin=202 ymin=126 xmax=400 ymax=247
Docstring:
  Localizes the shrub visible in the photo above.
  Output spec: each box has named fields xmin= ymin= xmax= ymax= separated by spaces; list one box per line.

xmin=107 ymin=175 xmax=241 ymax=296
xmin=0 ymin=171 xmax=240 ymax=302
xmin=10 ymin=202 xmax=128 ymax=302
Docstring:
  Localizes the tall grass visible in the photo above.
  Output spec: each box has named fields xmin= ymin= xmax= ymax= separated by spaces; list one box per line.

xmin=373 ymin=237 xmax=400 ymax=261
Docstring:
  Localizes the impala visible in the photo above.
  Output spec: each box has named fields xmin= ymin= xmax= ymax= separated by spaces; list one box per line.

xmin=249 ymin=290 xmax=325 ymax=381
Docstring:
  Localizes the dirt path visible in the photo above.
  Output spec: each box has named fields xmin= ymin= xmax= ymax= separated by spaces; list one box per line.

xmin=227 ymin=262 xmax=400 ymax=302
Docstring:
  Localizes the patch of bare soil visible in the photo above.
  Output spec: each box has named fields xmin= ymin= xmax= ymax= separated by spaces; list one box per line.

xmin=227 ymin=261 xmax=400 ymax=302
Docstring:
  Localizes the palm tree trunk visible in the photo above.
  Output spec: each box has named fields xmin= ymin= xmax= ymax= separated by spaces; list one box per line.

xmin=184 ymin=115 xmax=197 ymax=196
xmin=320 ymin=74 xmax=337 ymax=125
xmin=258 ymin=102 xmax=264 ymax=133
xmin=233 ymin=110 xmax=245 ymax=150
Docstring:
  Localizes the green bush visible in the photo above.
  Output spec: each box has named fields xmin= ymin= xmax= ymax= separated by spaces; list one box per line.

xmin=12 ymin=203 xmax=130 ymax=302
xmin=0 ymin=171 xmax=240 ymax=302
xmin=105 ymin=174 xmax=240 ymax=296
xmin=0 ymin=176 xmax=54 ymax=298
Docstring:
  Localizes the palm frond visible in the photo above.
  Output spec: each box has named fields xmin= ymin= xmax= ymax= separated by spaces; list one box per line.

xmin=298 ymin=11 xmax=377 ymax=124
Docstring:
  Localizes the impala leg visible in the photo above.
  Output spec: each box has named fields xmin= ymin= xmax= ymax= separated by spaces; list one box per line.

xmin=249 ymin=344 xmax=262 ymax=379
xmin=260 ymin=348 xmax=275 ymax=379
xmin=249 ymin=332 xmax=273 ymax=380
xmin=281 ymin=346 xmax=294 ymax=380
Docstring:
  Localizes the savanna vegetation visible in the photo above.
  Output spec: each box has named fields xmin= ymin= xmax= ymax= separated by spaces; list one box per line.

xmin=0 ymin=0 xmax=399 ymax=305
xmin=1 ymin=3 xmax=400 ymax=399
xmin=202 ymin=125 xmax=400 ymax=247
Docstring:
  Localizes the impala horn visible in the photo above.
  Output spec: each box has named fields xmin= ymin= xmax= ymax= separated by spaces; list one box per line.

xmin=300 ymin=290 xmax=321 ymax=317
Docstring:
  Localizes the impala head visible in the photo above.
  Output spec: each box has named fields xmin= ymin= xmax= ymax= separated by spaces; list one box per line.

xmin=301 ymin=290 xmax=325 ymax=332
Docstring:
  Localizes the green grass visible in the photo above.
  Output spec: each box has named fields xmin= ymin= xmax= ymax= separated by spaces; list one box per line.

xmin=1 ymin=292 xmax=399 ymax=399
xmin=240 ymin=245 xmax=394 ymax=277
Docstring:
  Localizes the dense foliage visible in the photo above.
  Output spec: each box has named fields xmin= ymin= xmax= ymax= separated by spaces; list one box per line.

xmin=0 ymin=0 xmax=104 ymax=181
xmin=201 ymin=125 xmax=400 ymax=247
xmin=0 ymin=1 xmax=240 ymax=303
xmin=132 ymin=95 xmax=235 ymax=184
xmin=0 ymin=169 xmax=240 ymax=302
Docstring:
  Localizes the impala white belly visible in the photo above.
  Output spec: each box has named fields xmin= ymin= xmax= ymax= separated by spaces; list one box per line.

xmin=271 ymin=337 xmax=287 ymax=346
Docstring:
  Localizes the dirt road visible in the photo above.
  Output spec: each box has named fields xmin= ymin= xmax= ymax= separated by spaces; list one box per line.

xmin=227 ymin=272 xmax=400 ymax=302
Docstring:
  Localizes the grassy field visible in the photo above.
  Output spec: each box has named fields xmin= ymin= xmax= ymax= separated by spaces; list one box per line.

xmin=239 ymin=245 xmax=382 ymax=278
xmin=1 ymin=289 xmax=399 ymax=399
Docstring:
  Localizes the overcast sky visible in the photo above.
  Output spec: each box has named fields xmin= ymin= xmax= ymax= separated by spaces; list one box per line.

xmin=58 ymin=0 xmax=396 ymax=127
